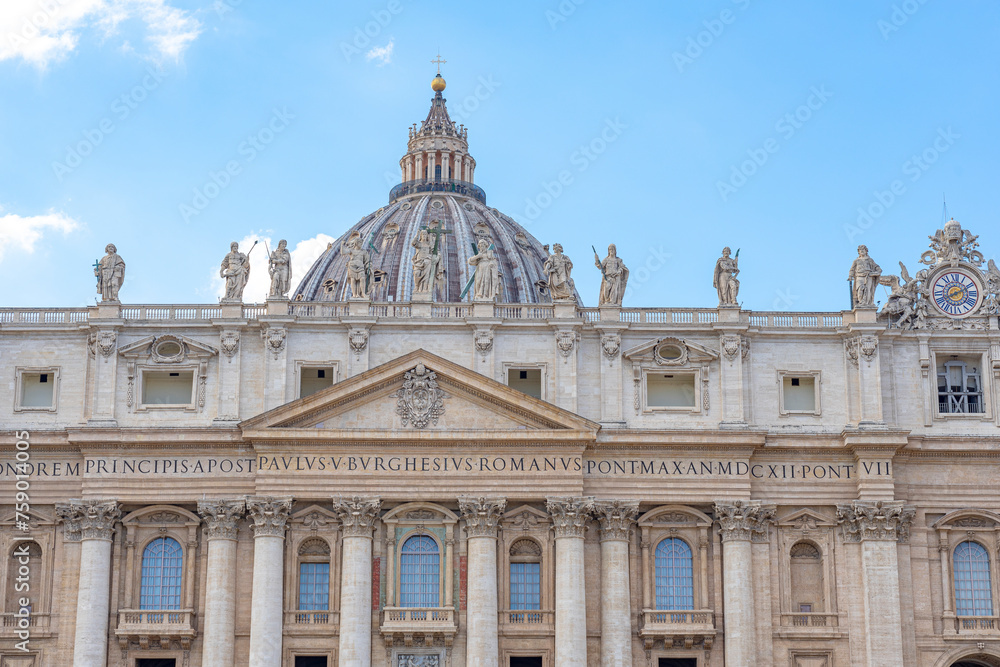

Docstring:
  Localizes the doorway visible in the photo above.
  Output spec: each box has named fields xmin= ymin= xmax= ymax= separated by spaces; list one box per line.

xmin=294 ymin=658 xmax=328 ymax=667
xmin=136 ymin=660 xmax=176 ymax=667
xmin=510 ymin=658 xmax=543 ymax=667
xmin=659 ymin=659 xmax=697 ymax=667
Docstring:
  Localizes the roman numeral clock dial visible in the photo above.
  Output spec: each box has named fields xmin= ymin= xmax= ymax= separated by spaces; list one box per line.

xmin=930 ymin=269 xmax=982 ymax=317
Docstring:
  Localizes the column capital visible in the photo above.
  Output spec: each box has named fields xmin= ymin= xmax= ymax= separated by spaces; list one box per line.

xmin=459 ymin=496 xmax=507 ymax=538
xmin=591 ymin=499 xmax=640 ymax=542
xmin=837 ymin=500 xmax=915 ymax=543
xmin=55 ymin=499 xmax=120 ymax=542
xmin=331 ymin=495 xmax=381 ymax=538
xmin=198 ymin=498 xmax=246 ymax=541
xmin=546 ymin=496 xmax=594 ymax=538
xmin=714 ymin=500 xmax=775 ymax=543
xmin=246 ymin=496 xmax=293 ymax=538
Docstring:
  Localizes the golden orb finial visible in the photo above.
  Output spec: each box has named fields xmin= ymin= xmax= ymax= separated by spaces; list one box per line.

xmin=431 ymin=74 xmax=446 ymax=92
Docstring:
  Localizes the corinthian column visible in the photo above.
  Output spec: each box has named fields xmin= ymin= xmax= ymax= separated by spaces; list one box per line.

xmin=56 ymin=499 xmax=121 ymax=667
xmin=332 ymin=496 xmax=381 ymax=667
xmin=547 ymin=497 xmax=593 ymax=667
xmin=197 ymin=498 xmax=246 ymax=667
xmin=837 ymin=500 xmax=914 ymax=667
xmin=246 ymin=496 xmax=293 ymax=667
xmin=592 ymin=500 xmax=639 ymax=667
xmin=459 ymin=496 xmax=507 ymax=667
xmin=714 ymin=500 xmax=775 ymax=667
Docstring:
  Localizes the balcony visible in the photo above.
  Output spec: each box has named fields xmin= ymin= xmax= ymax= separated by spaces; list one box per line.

xmin=777 ymin=612 xmax=844 ymax=640
xmin=284 ymin=609 xmax=340 ymax=636
xmin=115 ymin=609 xmax=196 ymax=650
xmin=955 ymin=616 xmax=1000 ymax=636
xmin=389 ymin=179 xmax=487 ymax=204
xmin=1 ymin=612 xmax=52 ymax=639
xmin=380 ymin=607 xmax=457 ymax=646
xmin=499 ymin=609 xmax=555 ymax=636
xmin=639 ymin=609 xmax=715 ymax=650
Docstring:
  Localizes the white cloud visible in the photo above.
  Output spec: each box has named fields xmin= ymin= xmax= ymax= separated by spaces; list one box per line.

xmin=365 ymin=39 xmax=393 ymax=67
xmin=211 ymin=232 xmax=336 ymax=303
xmin=0 ymin=210 xmax=79 ymax=260
xmin=0 ymin=0 xmax=202 ymax=69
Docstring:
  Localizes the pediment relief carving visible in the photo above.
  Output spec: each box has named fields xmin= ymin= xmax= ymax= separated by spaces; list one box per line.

xmin=118 ymin=334 xmax=218 ymax=362
xmin=121 ymin=505 xmax=200 ymax=527
xmin=291 ymin=505 xmax=339 ymax=531
xmin=623 ymin=337 xmax=719 ymax=367
xmin=776 ymin=508 xmax=837 ymax=529
xmin=383 ymin=502 xmax=457 ymax=524
xmin=638 ymin=505 xmax=713 ymax=528
xmin=504 ymin=505 xmax=550 ymax=531
xmin=933 ymin=509 xmax=1000 ymax=530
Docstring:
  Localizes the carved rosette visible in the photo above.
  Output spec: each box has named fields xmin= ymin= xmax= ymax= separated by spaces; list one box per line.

xmin=546 ymin=496 xmax=594 ymax=539
xmin=458 ymin=496 xmax=507 ymax=539
xmin=197 ymin=498 xmax=246 ymax=541
xmin=836 ymin=500 xmax=915 ymax=543
xmin=591 ymin=499 xmax=640 ymax=542
xmin=714 ymin=500 xmax=776 ymax=543
xmin=395 ymin=363 xmax=447 ymax=428
xmin=55 ymin=499 xmax=121 ymax=542
xmin=555 ymin=331 xmax=577 ymax=358
xmin=349 ymin=329 xmax=369 ymax=354
xmin=601 ymin=333 xmax=621 ymax=359
xmin=331 ymin=496 xmax=381 ymax=538
xmin=219 ymin=330 xmax=240 ymax=359
xmin=246 ymin=496 xmax=293 ymax=539
xmin=260 ymin=326 xmax=287 ymax=359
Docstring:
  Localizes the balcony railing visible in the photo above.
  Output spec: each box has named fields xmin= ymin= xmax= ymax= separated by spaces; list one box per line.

xmin=780 ymin=612 xmax=839 ymax=628
xmin=380 ymin=606 xmax=458 ymax=642
xmin=286 ymin=609 xmax=338 ymax=625
xmin=389 ymin=179 xmax=487 ymax=204
xmin=1 ymin=612 xmax=50 ymax=634
xmin=115 ymin=609 xmax=196 ymax=648
xmin=499 ymin=609 xmax=555 ymax=632
xmin=956 ymin=616 xmax=1000 ymax=634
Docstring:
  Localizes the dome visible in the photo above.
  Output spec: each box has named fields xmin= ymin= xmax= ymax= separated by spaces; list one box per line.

xmin=294 ymin=192 xmax=571 ymax=303
xmin=294 ymin=67 xmax=580 ymax=304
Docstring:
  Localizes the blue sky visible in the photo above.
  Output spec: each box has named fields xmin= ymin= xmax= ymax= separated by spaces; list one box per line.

xmin=1 ymin=0 xmax=998 ymax=310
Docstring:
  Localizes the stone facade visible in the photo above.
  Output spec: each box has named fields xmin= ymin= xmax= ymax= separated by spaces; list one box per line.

xmin=1 ymin=75 xmax=1000 ymax=667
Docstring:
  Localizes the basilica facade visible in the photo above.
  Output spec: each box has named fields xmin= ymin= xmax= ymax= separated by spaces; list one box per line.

xmin=2 ymin=73 xmax=1000 ymax=667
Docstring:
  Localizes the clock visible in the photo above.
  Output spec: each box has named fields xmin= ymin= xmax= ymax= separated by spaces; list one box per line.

xmin=930 ymin=269 xmax=982 ymax=317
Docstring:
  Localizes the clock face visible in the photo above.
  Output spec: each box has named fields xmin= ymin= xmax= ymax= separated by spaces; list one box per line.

xmin=931 ymin=270 xmax=982 ymax=317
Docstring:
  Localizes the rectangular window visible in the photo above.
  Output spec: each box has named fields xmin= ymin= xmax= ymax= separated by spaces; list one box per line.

xmin=298 ymin=562 xmax=330 ymax=611
xmin=300 ymin=366 xmax=335 ymax=398
xmin=799 ymin=603 xmax=813 ymax=613
xmin=141 ymin=371 xmax=194 ymax=405
xmin=507 ymin=368 xmax=542 ymax=399
xmin=646 ymin=373 xmax=696 ymax=408
xmin=18 ymin=370 xmax=57 ymax=410
xmin=509 ymin=562 xmax=541 ymax=610
xmin=783 ymin=376 xmax=816 ymax=412
xmin=937 ymin=356 xmax=985 ymax=415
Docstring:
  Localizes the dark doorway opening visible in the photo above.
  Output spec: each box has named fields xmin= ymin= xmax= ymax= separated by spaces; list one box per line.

xmin=295 ymin=658 xmax=328 ymax=667
xmin=136 ymin=660 xmax=176 ymax=667
xmin=659 ymin=659 xmax=697 ymax=667
xmin=510 ymin=658 xmax=543 ymax=667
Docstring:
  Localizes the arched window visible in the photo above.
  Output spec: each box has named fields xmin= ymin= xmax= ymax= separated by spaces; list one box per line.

xmin=7 ymin=542 xmax=41 ymax=613
xmin=955 ymin=541 xmax=993 ymax=616
xmin=509 ymin=539 xmax=542 ymax=611
xmin=654 ymin=538 xmax=694 ymax=610
xmin=140 ymin=537 xmax=183 ymax=610
xmin=297 ymin=538 xmax=331 ymax=611
xmin=400 ymin=535 xmax=439 ymax=607
xmin=789 ymin=541 xmax=825 ymax=616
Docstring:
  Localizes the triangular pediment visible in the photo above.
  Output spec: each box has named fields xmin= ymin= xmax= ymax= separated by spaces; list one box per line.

xmin=623 ymin=337 xmax=718 ymax=365
xmin=240 ymin=349 xmax=599 ymax=442
xmin=118 ymin=334 xmax=218 ymax=360
xmin=776 ymin=508 xmax=837 ymax=528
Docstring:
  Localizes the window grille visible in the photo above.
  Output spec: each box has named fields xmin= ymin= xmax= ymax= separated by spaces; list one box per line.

xmin=955 ymin=541 xmax=993 ymax=616
xmin=510 ymin=562 xmax=541 ymax=610
xmin=400 ymin=535 xmax=440 ymax=607
xmin=139 ymin=537 xmax=183 ymax=610
xmin=298 ymin=562 xmax=330 ymax=611
xmin=938 ymin=360 xmax=984 ymax=414
xmin=654 ymin=538 xmax=694 ymax=610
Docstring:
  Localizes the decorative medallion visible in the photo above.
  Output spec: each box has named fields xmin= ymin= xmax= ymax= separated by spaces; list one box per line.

xmin=382 ymin=222 xmax=400 ymax=249
xmin=654 ymin=337 xmax=688 ymax=366
xmin=556 ymin=331 xmax=577 ymax=358
xmin=474 ymin=329 xmax=494 ymax=355
xmin=95 ymin=330 xmax=117 ymax=358
xmin=261 ymin=327 xmax=286 ymax=359
xmin=349 ymin=329 xmax=369 ymax=354
xmin=601 ymin=333 xmax=621 ymax=359
xmin=219 ymin=330 xmax=240 ymax=359
xmin=722 ymin=335 xmax=741 ymax=361
xmin=400 ymin=202 xmax=412 ymax=211
xmin=395 ymin=363 xmax=447 ymax=428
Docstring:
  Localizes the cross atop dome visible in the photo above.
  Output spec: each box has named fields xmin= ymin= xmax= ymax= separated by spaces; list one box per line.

xmin=431 ymin=52 xmax=446 ymax=75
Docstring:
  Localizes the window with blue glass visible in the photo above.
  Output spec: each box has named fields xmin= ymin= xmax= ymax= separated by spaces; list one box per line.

xmin=298 ymin=562 xmax=330 ymax=611
xmin=400 ymin=535 xmax=440 ymax=607
xmin=509 ymin=562 xmax=541 ymax=610
xmin=139 ymin=537 xmax=183 ymax=610
xmin=654 ymin=538 xmax=694 ymax=610
xmin=955 ymin=541 xmax=993 ymax=616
